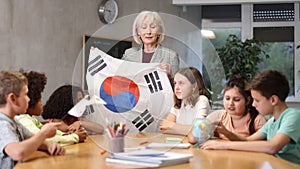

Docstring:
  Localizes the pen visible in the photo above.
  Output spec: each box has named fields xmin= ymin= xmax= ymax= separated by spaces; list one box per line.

xmin=124 ymin=146 xmax=146 ymax=150
xmin=100 ymin=150 xmax=107 ymax=155
xmin=106 ymin=125 xmax=115 ymax=137
xmin=139 ymin=141 xmax=148 ymax=145
xmin=124 ymin=129 xmax=129 ymax=136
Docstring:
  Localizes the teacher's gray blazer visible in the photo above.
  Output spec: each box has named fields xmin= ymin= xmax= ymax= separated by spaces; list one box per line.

xmin=122 ymin=45 xmax=179 ymax=77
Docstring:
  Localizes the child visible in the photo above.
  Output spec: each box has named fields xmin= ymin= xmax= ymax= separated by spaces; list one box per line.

xmin=189 ymin=76 xmax=266 ymax=143
xmin=42 ymin=85 xmax=104 ymax=134
xmin=15 ymin=70 xmax=87 ymax=146
xmin=159 ymin=67 xmax=211 ymax=135
xmin=0 ymin=70 xmax=65 ymax=169
xmin=201 ymin=70 xmax=300 ymax=164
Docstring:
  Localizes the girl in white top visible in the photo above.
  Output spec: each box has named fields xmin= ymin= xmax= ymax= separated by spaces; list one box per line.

xmin=160 ymin=67 xmax=211 ymax=135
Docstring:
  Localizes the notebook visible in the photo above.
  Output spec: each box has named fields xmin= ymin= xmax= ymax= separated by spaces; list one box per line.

xmin=106 ymin=149 xmax=193 ymax=167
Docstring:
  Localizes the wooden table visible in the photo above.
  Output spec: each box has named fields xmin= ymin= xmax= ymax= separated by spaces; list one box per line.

xmin=14 ymin=133 xmax=299 ymax=169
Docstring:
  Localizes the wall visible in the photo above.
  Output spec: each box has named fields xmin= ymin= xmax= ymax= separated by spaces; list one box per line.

xmin=0 ymin=0 xmax=99 ymax=101
xmin=0 ymin=0 xmax=202 ymax=102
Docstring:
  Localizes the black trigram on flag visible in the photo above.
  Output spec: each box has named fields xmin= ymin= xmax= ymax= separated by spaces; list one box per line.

xmin=88 ymin=55 xmax=107 ymax=76
xmin=132 ymin=109 xmax=154 ymax=132
xmin=82 ymin=104 xmax=95 ymax=117
xmin=144 ymin=71 xmax=163 ymax=94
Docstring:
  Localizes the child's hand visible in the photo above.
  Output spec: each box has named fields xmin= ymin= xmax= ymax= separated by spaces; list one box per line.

xmin=201 ymin=140 xmax=227 ymax=150
xmin=159 ymin=120 xmax=175 ymax=131
xmin=47 ymin=143 xmax=65 ymax=155
xmin=187 ymin=131 xmax=197 ymax=144
xmin=48 ymin=119 xmax=69 ymax=132
xmin=215 ymin=122 xmax=229 ymax=135
xmin=67 ymin=121 xmax=81 ymax=133
xmin=74 ymin=128 xmax=88 ymax=143
xmin=40 ymin=122 xmax=61 ymax=138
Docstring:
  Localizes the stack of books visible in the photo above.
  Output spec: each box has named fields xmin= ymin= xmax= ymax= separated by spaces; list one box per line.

xmin=106 ymin=149 xmax=193 ymax=167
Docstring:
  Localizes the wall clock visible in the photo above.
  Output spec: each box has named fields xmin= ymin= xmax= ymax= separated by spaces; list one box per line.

xmin=98 ymin=0 xmax=119 ymax=24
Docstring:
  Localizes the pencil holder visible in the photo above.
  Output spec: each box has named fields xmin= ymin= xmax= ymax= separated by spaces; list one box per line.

xmin=108 ymin=137 xmax=124 ymax=155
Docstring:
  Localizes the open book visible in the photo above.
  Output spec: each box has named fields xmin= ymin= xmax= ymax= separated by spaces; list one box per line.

xmin=106 ymin=149 xmax=193 ymax=167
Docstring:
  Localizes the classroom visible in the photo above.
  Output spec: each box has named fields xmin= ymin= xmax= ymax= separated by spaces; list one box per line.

xmin=1 ymin=0 xmax=300 ymax=169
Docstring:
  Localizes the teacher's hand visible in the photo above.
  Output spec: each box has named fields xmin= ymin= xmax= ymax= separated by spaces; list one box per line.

xmin=159 ymin=63 xmax=171 ymax=78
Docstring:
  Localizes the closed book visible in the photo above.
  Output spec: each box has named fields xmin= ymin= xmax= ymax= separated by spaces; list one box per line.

xmin=107 ymin=149 xmax=193 ymax=167
xmin=146 ymin=142 xmax=191 ymax=149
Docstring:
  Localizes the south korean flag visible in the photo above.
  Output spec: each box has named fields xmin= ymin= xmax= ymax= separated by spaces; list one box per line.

xmin=84 ymin=47 xmax=173 ymax=132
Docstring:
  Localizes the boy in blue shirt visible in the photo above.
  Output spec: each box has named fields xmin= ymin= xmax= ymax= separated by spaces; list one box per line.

xmin=0 ymin=70 xmax=65 ymax=169
xmin=201 ymin=70 xmax=300 ymax=164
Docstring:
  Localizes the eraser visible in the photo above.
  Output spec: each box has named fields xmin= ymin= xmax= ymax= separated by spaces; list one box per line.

xmin=165 ymin=137 xmax=183 ymax=143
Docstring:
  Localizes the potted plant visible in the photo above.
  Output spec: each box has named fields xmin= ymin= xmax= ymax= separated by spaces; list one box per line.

xmin=211 ymin=34 xmax=269 ymax=109
xmin=216 ymin=34 xmax=269 ymax=81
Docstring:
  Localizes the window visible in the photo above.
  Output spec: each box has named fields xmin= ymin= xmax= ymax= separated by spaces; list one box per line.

xmin=202 ymin=5 xmax=242 ymax=48
xmin=254 ymin=27 xmax=294 ymax=97
xmin=253 ymin=3 xmax=294 ymax=22
xmin=202 ymin=3 xmax=300 ymax=101
xmin=207 ymin=28 xmax=241 ymax=49
xmin=202 ymin=5 xmax=241 ymax=22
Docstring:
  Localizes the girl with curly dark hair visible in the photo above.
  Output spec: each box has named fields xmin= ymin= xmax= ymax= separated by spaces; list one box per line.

xmin=23 ymin=70 xmax=47 ymax=116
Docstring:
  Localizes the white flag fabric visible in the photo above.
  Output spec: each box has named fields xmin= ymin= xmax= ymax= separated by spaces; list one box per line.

xmin=68 ymin=95 xmax=106 ymax=117
xmin=84 ymin=47 xmax=173 ymax=132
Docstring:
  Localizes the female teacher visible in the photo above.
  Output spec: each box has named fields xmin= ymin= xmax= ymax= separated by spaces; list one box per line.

xmin=122 ymin=11 xmax=179 ymax=78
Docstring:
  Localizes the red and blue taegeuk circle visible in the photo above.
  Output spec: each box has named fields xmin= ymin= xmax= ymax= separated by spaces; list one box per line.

xmin=99 ymin=76 xmax=140 ymax=113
